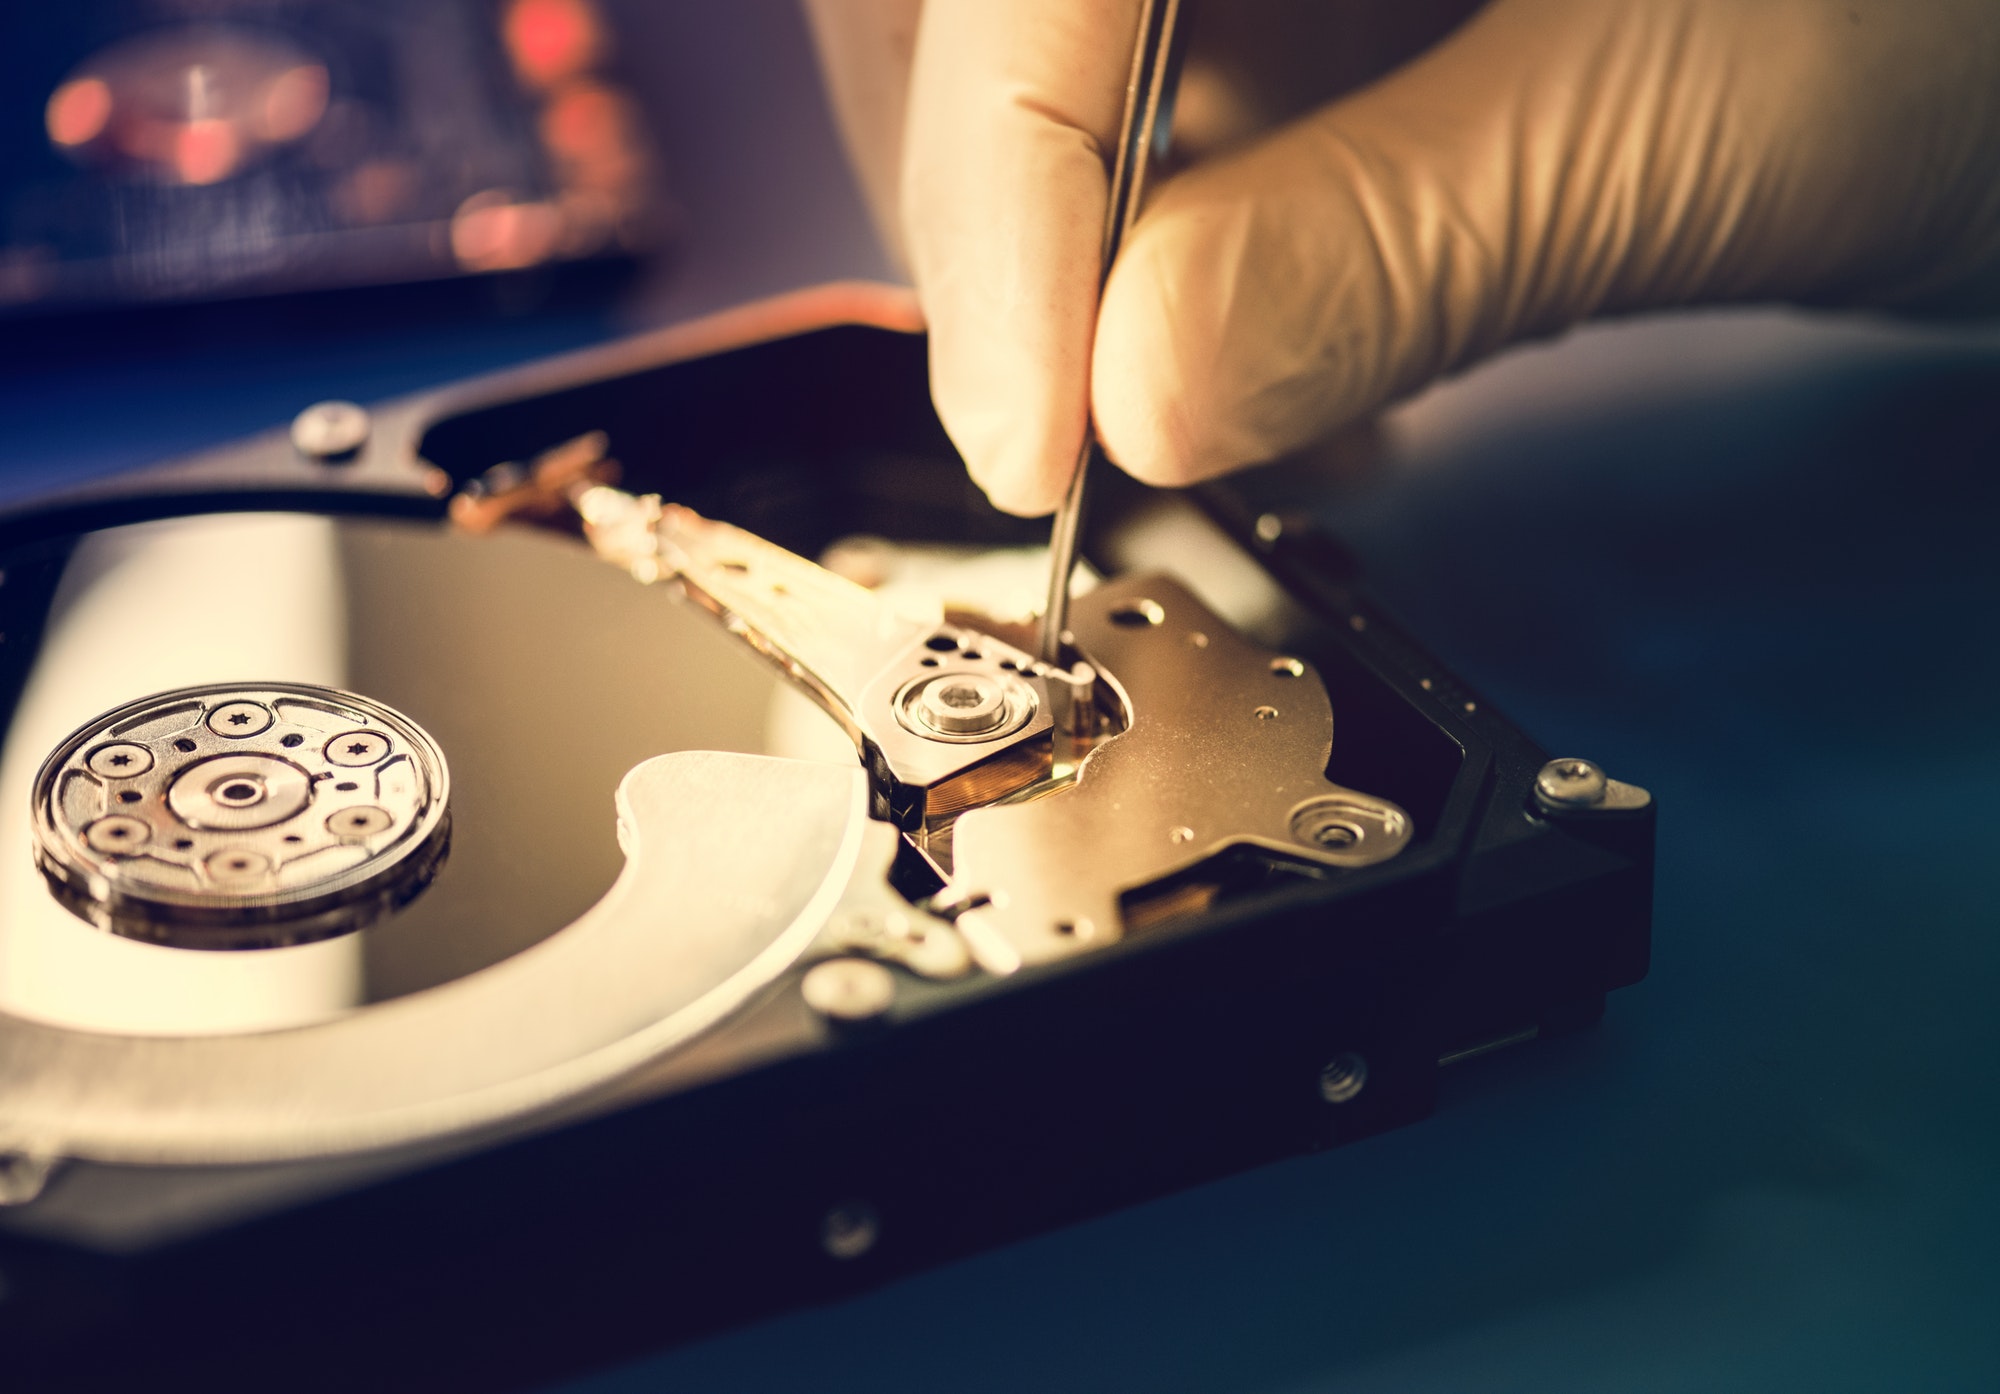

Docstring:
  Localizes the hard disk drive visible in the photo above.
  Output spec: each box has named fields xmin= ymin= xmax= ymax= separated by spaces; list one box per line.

xmin=0 ymin=285 xmax=1653 ymax=1390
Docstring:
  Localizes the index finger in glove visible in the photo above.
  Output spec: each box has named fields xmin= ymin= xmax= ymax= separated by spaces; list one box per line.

xmin=902 ymin=0 xmax=1144 ymax=516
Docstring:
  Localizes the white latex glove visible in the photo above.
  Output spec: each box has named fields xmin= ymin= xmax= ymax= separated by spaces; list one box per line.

xmin=804 ymin=0 xmax=2000 ymax=516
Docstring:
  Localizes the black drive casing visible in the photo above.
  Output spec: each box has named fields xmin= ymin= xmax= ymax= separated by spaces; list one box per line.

xmin=0 ymin=288 xmax=1652 ymax=1392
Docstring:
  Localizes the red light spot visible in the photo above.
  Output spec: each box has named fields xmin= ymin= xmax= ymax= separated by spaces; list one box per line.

xmin=47 ymin=77 xmax=113 ymax=147
xmin=173 ymin=118 xmax=241 ymax=185
xmin=504 ymin=0 xmax=602 ymax=88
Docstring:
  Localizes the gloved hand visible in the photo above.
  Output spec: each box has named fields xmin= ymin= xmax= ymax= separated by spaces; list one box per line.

xmin=803 ymin=0 xmax=2000 ymax=517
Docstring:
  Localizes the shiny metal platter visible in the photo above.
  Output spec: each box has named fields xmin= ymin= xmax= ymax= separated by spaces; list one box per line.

xmin=0 ymin=747 xmax=866 ymax=1165
xmin=0 ymin=512 xmax=826 ymax=1040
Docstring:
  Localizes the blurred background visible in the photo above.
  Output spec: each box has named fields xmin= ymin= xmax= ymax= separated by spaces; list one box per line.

xmin=0 ymin=0 xmax=891 ymax=502
xmin=2 ymin=3 xmax=1998 ymax=1392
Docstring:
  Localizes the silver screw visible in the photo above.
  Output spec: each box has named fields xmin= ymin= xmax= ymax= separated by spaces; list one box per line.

xmin=1318 ymin=1052 xmax=1369 ymax=1104
xmin=206 ymin=700 xmax=273 ymax=738
xmin=325 ymin=730 xmax=391 ymax=767
xmin=87 ymin=743 xmax=153 ymax=778
xmin=801 ymin=958 xmax=896 ymax=1021
xmin=291 ymin=401 xmax=371 ymax=462
xmin=1535 ymin=758 xmax=1608 ymax=808
xmin=821 ymin=1201 xmax=880 ymax=1260
xmin=912 ymin=673 xmax=1008 ymax=737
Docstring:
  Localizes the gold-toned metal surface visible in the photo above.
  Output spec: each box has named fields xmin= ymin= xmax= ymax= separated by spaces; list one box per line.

xmin=809 ymin=819 xmax=970 ymax=979
xmin=577 ymin=495 xmax=1411 ymax=974
xmin=949 ymin=574 xmax=1413 ymax=969
xmin=447 ymin=431 xmax=619 ymax=536
xmin=578 ymin=491 xmax=1085 ymax=829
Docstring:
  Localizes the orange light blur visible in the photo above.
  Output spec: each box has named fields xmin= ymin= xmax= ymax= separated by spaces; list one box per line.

xmin=538 ymin=80 xmax=643 ymax=196
xmin=450 ymin=191 xmax=564 ymax=271
xmin=503 ymin=0 xmax=602 ymax=89
xmin=173 ymin=119 xmax=241 ymax=185
xmin=46 ymin=77 xmax=113 ymax=147
xmin=259 ymin=64 xmax=329 ymax=142
xmin=333 ymin=159 xmax=416 ymax=225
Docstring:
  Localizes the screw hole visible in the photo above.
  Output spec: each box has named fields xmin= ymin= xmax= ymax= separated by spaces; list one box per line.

xmin=925 ymin=635 xmax=959 ymax=652
xmin=820 ymin=1202 xmax=880 ymax=1260
xmin=1108 ymin=598 xmax=1165 ymax=628
xmin=280 ymin=733 xmax=304 ymax=748
xmin=1319 ymin=1052 xmax=1368 ymax=1104
xmin=335 ymin=781 xmax=358 ymax=792
xmin=1254 ymin=705 xmax=1279 ymax=721
xmin=173 ymin=738 xmax=196 ymax=753
xmin=174 ymin=838 xmax=193 ymax=849
xmin=920 ymin=656 xmax=940 ymax=667
xmin=1290 ymin=799 xmax=1379 ymax=853
xmin=117 ymin=790 xmax=141 ymax=804
xmin=1270 ymin=657 xmax=1305 ymax=679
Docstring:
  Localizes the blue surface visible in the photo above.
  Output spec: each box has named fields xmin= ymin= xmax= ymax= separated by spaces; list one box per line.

xmin=0 ymin=298 xmax=622 ymax=498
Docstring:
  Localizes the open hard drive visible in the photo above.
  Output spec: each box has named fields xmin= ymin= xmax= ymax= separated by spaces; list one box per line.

xmin=0 ymin=285 xmax=1652 ymax=1390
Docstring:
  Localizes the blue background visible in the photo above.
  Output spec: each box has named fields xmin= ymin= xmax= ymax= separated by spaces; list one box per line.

xmin=2 ymin=3 xmax=1995 ymax=1390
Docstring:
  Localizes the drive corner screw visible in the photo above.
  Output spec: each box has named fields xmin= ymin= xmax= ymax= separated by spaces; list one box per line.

xmin=1535 ymin=757 xmax=1607 ymax=808
xmin=821 ymin=1201 xmax=880 ymax=1259
xmin=1318 ymin=1053 xmax=1368 ymax=1104
xmin=291 ymin=401 xmax=371 ymax=463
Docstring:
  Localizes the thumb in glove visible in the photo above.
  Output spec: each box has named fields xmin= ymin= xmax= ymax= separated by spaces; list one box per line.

xmin=812 ymin=0 xmax=2000 ymax=515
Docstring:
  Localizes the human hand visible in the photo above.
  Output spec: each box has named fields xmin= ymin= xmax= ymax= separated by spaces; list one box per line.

xmin=804 ymin=0 xmax=2000 ymax=516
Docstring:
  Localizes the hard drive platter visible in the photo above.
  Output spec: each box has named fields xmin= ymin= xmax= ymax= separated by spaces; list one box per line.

xmin=0 ymin=509 xmax=874 ymax=1166
xmin=2 ymin=512 xmax=797 ymax=1034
